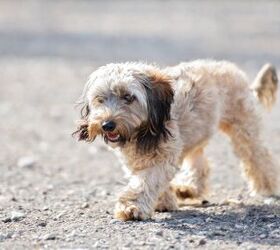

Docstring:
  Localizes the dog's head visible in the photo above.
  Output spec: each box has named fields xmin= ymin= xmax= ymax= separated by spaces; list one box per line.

xmin=73 ymin=63 xmax=174 ymax=152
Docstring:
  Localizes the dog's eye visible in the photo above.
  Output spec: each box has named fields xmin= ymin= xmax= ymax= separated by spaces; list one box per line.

xmin=95 ymin=96 xmax=104 ymax=104
xmin=123 ymin=94 xmax=135 ymax=104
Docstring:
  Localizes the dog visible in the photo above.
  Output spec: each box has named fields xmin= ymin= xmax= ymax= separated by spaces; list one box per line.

xmin=73 ymin=60 xmax=279 ymax=221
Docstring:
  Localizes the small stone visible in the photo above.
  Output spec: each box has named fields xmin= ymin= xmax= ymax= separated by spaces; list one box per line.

xmin=81 ymin=202 xmax=89 ymax=209
xmin=69 ymin=230 xmax=77 ymax=237
xmin=55 ymin=211 xmax=65 ymax=219
xmin=0 ymin=233 xmax=6 ymax=241
xmin=205 ymin=217 xmax=212 ymax=223
xmin=43 ymin=233 xmax=56 ymax=240
xmin=93 ymin=241 xmax=99 ymax=248
xmin=124 ymin=242 xmax=132 ymax=247
xmin=264 ymin=198 xmax=275 ymax=205
xmin=202 ymin=200 xmax=209 ymax=205
xmin=198 ymin=239 xmax=207 ymax=246
xmin=259 ymin=233 xmax=267 ymax=239
xmin=155 ymin=230 xmax=163 ymax=236
xmin=270 ymin=229 xmax=280 ymax=238
xmin=17 ymin=156 xmax=36 ymax=168
xmin=109 ymin=219 xmax=119 ymax=224
xmin=37 ymin=221 xmax=47 ymax=227
xmin=11 ymin=211 xmax=26 ymax=221
xmin=235 ymin=224 xmax=243 ymax=229
xmin=42 ymin=206 xmax=49 ymax=211
xmin=2 ymin=217 xmax=12 ymax=223
xmin=247 ymin=247 xmax=257 ymax=250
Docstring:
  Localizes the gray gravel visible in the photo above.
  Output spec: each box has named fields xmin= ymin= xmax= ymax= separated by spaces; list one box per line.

xmin=1 ymin=0 xmax=280 ymax=249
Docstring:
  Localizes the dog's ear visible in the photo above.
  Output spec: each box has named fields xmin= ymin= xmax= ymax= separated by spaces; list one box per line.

xmin=134 ymin=70 xmax=174 ymax=152
xmin=72 ymin=103 xmax=96 ymax=142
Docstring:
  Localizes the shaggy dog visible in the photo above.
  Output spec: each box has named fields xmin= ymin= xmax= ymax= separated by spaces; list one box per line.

xmin=74 ymin=60 xmax=279 ymax=221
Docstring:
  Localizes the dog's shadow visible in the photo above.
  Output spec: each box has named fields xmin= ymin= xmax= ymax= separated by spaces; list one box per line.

xmin=153 ymin=203 xmax=280 ymax=246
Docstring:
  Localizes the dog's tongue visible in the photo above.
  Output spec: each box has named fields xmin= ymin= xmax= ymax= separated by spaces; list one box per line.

xmin=107 ymin=132 xmax=119 ymax=140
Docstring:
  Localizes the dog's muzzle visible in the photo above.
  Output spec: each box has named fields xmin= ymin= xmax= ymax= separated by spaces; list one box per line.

xmin=102 ymin=120 xmax=120 ymax=142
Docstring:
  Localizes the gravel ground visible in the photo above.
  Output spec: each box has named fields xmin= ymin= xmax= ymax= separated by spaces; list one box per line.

xmin=0 ymin=0 xmax=280 ymax=249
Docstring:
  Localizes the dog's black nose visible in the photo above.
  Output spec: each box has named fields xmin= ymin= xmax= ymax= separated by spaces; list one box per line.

xmin=102 ymin=121 xmax=116 ymax=131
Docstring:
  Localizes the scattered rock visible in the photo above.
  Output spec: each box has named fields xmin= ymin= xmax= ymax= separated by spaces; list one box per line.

xmin=109 ymin=219 xmax=119 ymax=224
xmin=17 ymin=156 xmax=36 ymax=169
xmin=123 ymin=241 xmax=132 ymax=247
xmin=0 ymin=232 xmax=13 ymax=241
xmin=81 ymin=202 xmax=89 ymax=209
xmin=205 ymin=217 xmax=212 ymax=223
xmin=198 ymin=239 xmax=207 ymax=246
xmin=235 ymin=224 xmax=243 ymax=229
xmin=264 ymin=198 xmax=276 ymax=205
xmin=2 ymin=217 xmax=12 ymax=223
xmin=55 ymin=211 xmax=65 ymax=219
xmin=270 ymin=229 xmax=280 ymax=238
xmin=259 ymin=233 xmax=267 ymax=239
xmin=155 ymin=230 xmax=163 ymax=236
xmin=10 ymin=211 xmax=26 ymax=221
xmin=43 ymin=233 xmax=56 ymax=240
xmin=11 ymin=197 xmax=17 ymax=202
xmin=37 ymin=221 xmax=47 ymax=227
xmin=202 ymin=200 xmax=209 ymax=205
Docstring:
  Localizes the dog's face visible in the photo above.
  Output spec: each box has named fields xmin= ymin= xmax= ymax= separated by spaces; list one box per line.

xmin=73 ymin=63 xmax=174 ymax=152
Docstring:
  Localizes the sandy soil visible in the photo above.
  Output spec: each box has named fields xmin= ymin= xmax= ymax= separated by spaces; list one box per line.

xmin=0 ymin=1 xmax=280 ymax=249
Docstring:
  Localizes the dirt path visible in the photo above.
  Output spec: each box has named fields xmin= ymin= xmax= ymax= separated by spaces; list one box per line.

xmin=0 ymin=1 xmax=280 ymax=249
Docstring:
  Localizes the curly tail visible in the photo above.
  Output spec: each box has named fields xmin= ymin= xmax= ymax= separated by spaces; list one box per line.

xmin=251 ymin=64 xmax=278 ymax=111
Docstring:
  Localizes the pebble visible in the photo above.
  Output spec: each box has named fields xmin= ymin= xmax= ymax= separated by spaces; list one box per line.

xmin=17 ymin=156 xmax=36 ymax=168
xmin=109 ymin=219 xmax=119 ymax=224
xmin=55 ymin=211 xmax=65 ymax=219
xmin=10 ymin=211 xmax=26 ymax=221
xmin=235 ymin=224 xmax=243 ymax=229
xmin=155 ymin=230 xmax=163 ymax=236
xmin=205 ymin=217 xmax=212 ymax=223
xmin=198 ymin=239 xmax=207 ymax=246
xmin=37 ymin=221 xmax=47 ymax=227
xmin=81 ymin=202 xmax=89 ymax=209
xmin=0 ymin=232 xmax=12 ymax=241
xmin=2 ymin=217 xmax=12 ymax=223
xmin=43 ymin=233 xmax=56 ymax=240
xmin=123 ymin=242 xmax=132 ymax=247
xmin=270 ymin=229 xmax=280 ymax=238
xmin=264 ymin=198 xmax=275 ymax=205
xmin=259 ymin=233 xmax=267 ymax=239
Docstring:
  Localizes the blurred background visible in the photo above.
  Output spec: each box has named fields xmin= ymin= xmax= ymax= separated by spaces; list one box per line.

xmin=0 ymin=1 xmax=280 ymax=248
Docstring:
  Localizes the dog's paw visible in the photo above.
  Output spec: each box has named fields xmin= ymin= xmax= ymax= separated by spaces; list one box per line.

xmin=155 ymin=200 xmax=178 ymax=212
xmin=114 ymin=202 xmax=151 ymax=221
xmin=155 ymin=190 xmax=178 ymax=212
xmin=172 ymin=184 xmax=200 ymax=200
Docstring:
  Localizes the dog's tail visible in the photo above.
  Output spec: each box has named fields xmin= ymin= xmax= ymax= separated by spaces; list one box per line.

xmin=251 ymin=64 xmax=278 ymax=110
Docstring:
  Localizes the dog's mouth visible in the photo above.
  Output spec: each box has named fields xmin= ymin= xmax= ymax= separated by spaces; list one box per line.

xmin=104 ymin=132 xmax=120 ymax=143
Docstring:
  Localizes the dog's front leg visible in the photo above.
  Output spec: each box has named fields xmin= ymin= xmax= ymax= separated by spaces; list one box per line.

xmin=114 ymin=164 xmax=176 ymax=221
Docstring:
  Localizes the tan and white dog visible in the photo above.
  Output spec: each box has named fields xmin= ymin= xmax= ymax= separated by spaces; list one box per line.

xmin=74 ymin=60 xmax=279 ymax=221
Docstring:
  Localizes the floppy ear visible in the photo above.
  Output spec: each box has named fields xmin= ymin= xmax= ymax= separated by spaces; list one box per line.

xmin=72 ymin=103 xmax=96 ymax=142
xmin=134 ymin=70 xmax=174 ymax=152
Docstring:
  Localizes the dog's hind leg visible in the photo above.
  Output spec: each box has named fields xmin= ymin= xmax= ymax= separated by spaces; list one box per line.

xmin=220 ymin=116 xmax=279 ymax=196
xmin=171 ymin=147 xmax=210 ymax=200
xmin=155 ymin=187 xmax=178 ymax=212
